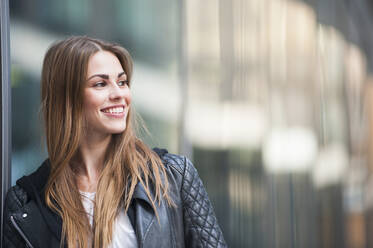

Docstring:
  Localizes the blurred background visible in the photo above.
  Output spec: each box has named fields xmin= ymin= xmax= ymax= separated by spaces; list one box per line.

xmin=8 ymin=0 xmax=373 ymax=247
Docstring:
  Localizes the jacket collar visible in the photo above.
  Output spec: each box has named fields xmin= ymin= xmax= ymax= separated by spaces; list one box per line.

xmin=132 ymin=181 xmax=158 ymax=247
xmin=133 ymin=180 xmax=154 ymax=206
xmin=133 ymin=147 xmax=168 ymax=207
xmin=17 ymin=159 xmax=50 ymax=200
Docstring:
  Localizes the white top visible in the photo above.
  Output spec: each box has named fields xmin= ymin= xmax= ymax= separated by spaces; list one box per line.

xmin=80 ymin=191 xmax=138 ymax=248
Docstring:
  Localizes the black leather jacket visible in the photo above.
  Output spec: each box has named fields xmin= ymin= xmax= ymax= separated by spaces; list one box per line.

xmin=2 ymin=149 xmax=227 ymax=248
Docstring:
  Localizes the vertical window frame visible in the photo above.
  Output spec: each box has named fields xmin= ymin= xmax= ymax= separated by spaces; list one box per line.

xmin=0 ymin=0 xmax=11 ymax=245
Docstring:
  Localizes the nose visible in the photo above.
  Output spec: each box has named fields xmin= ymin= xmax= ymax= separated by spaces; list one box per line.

xmin=109 ymin=82 xmax=128 ymax=101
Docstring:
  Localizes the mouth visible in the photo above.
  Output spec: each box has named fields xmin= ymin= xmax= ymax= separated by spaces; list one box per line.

xmin=100 ymin=105 xmax=126 ymax=116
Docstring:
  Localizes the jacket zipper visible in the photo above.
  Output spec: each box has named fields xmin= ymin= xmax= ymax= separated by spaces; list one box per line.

xmin=10 ymin=215 xmax=34 ymax=248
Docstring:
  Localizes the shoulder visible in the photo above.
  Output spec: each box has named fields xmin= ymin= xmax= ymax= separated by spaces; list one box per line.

xmin=158 ymin=152 xmax=202 ymax=193
xmin=4 ymin=185 xmax=28 ymax=212
xmin=2 ymin=185 xmax=29 ymax=248
xmin=4 ymin=159 xmax=50 ymax=211
xmin=160 ymin=152 xmax=197 ymax=178
xmin=161 ymin=153 xmax=187 ymax=174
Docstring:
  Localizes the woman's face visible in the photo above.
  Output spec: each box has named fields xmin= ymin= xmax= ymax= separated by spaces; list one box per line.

xmin=83 ymin=50 xmax=131 ymax=137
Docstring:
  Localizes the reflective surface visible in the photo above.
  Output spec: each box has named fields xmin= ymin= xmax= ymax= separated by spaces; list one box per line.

xmin=10 ymin=0 xmax=373 ymax=247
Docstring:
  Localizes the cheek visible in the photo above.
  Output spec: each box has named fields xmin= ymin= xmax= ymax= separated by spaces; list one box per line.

xmin=126 ymin=90 xmax=132 ymax=105
xmin=83 ymin=91 xmax=104 ymax=112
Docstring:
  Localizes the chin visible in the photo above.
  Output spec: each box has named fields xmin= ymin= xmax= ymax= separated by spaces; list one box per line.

xmin=109 ymin=125 xmax=127 ymax=134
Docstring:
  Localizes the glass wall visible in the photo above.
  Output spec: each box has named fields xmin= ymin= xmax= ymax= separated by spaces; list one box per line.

xmin=184 ymin=0 xmax=371 ymax=247
xmin=9 ymin=0 xmax=373 ymax=247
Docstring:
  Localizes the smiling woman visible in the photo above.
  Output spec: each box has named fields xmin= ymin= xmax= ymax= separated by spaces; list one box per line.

xmin=2 ymin=36 xmax=227 ymax=248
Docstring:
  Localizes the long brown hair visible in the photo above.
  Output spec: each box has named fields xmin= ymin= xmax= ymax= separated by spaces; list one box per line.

xmin=41 ymin=36 xmax=171 ymax=248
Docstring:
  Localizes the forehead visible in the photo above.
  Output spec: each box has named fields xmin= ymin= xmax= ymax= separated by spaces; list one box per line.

xmin=86 ymin=50 xmax=124 ymax=77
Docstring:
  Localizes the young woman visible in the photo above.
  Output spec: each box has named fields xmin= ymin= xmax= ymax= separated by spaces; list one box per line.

xmin=2 ymin=36 xmax=227 ymax=248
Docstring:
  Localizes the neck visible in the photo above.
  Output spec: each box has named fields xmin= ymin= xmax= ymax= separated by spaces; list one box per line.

xmin=73 ymin=131 xmax=112 ymax=192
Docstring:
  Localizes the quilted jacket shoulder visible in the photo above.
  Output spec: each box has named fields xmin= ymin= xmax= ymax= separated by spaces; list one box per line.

xmin=161 ymin=153 xmax=227 ymax=248
xmin=3 ymin=185 xmax=29 ymax=247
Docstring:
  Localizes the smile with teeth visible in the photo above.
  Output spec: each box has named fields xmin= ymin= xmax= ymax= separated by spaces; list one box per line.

xmin=101 ymin=106 xmax=124 ymax=114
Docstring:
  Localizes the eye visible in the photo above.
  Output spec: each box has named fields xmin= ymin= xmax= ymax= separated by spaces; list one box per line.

xmin=94 ymin=81 xmax=107 ymax=87
xmin=118 ymin=80 xmax=129 ymax=87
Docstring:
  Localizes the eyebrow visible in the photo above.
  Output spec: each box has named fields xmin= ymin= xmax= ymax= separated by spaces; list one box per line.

xmin=87 ymin=71 xmax=127 ymax=81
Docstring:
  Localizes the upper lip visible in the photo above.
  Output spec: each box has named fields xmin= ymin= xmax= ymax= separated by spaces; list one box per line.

xmin=100 ymin=104 xmax=126 ymax=111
